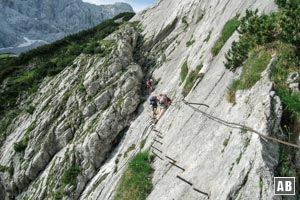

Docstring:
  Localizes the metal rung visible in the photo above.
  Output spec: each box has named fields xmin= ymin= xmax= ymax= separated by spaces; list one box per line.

xmin=155 ymin=134 xmax=163 ymax=139
xmin=154 ymin=138 xmax=163 ymax=145
xmin=165 ymin=155 xmax=177 ymax=163
xmin=152 ymin=150 xmax=163 ymax=160
xmin=151 ymin=145 xmax=162 ymax=153
xmin=170 ymin=162 xmax=185 ymax=171
xmin=153 ymin=129 xmax=162 ymax=134
xmin=193 ymin=187 xmax=209 ymax=197
xmin=177 ymin=175 xmax=192 ymax=186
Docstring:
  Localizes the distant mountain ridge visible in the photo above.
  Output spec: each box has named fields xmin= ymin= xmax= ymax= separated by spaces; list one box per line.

xmin=0 ymin=0 xmax=134 ymax=53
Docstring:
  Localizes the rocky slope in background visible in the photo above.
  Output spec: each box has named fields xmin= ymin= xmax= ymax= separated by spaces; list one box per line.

xmin=1 ymin=0 xmax=299 ymax=200
xmin=0 ymin=0 xmax=133 ymax=53
xmin=0 ymin=23 xmax=143 ymax=199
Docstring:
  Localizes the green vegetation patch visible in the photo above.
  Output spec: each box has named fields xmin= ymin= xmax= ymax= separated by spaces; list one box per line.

xmin=13 ymin=121 xmax=36 ymax=152
xmin=182 ymin=63 xmax=203 ymax=96
xmin=139 ymin=138 xmax=147 ymax=150
xmin=182 ymin=16 xmax=189 ymax=31
xmin=270 ymin=43 xmax=300 ymax=115
xmin=132 ymin=21 xmax=144 ymax=32
xmin=227 ymin=47 xmax=271 ymax=103
xmin=180 ymin=61 xmax=188 ymax=83
xmin=276 ymin=146 xmax=296 ymax=177
xmin=224 ymin=9 xmax=282 ymax=70
xmin=25 ymin=105 xmax=35 ymax=114
xmin=114 ymin=151 xmax=153 ymax=200
xmin=186 ymin=39 xmax=196 ymax=47
xmin=204 ymin=29 xmax=213 ymax=42
xmin=0 ymin=165 xmax=9 ymax=172
xmin=0 ymin=53 xmax=16 ymax=59
xmin=223 ymin=138 xmax=230 ymax=147
xmin=54 ymin=164 xmax=81 ymax=200
xmin=61 ymin=165 xmax=81 ymax=186
xmin=212 ymin=16 xmax=240 ymax=56
xmin=276 ymin=146 xmax=300 ymax=177
xmin=236 ymin=152 xmax=243 ymax=164
xmin=259 ymin=178 xmax=263 ymax=191
xmin=0 ymin=109 xmax=22 ymax=142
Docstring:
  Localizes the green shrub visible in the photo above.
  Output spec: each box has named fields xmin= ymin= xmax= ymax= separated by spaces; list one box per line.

xmin=270 ymin=43 xmax=300 ymax=115
xmin=67 ymin=44 xmax=82 ymax=55
xmin=114 ymin=151 xmax=153 ymax=200
xmin=275 ymin=0 xmax=300 ymax=9
xmin=13 ymin=139 xmax=28 ymax=152
xmin=25 ymin=105 xmax=35 ymax=114
xmin=0 ymin=165 xmax=9 ymax=172
xmin=223 ymin=7 xmax=300 ymax=70
xmin=61 ymin=165 xmax=81 ymax=185
xmin=212 ymin=16 xmax=240 ymax=56
xmin=83 ymin=41 xmax=98 ymax=54
xmin=180 ymin=61 xmax=188 ymax=83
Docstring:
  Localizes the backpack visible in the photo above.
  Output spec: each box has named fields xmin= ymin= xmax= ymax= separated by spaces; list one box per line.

xmin=159 ymin=95 xmax=168 ymax=104
xmin=150 ymin=96 xmax=157 ymax=105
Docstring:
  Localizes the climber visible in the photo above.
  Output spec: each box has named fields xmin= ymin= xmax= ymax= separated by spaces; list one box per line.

xmin=146 ymin=79 xmax=154 ymax=92
xmin=157 ymin=94 xmax=172 ymax=120
xmin=149 ymin=95 xmax=159 ymax=119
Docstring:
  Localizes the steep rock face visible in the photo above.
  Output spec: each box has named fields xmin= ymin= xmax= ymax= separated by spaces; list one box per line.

xmin=79 ymin=0 xmax=283 ymax=200
xmin=0 ymin=24 xmax=142 ymax=200
xmin=0 ymin=0 xmax=133 ymax=53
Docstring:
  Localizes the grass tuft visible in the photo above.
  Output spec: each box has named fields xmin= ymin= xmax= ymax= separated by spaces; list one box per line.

xmin=182 ymin=63 xmax=203 ymax=96
xmin=180 ymin=61 xmax=189 ymax=83
xmin=186 ymin=39 xmax=196 ymax=47
xmin=236 ymin=152 xmax=243 ymax=164
xmin=204 ymin=29 xmax=213 ymax=42
xmin=114 ymin=151 xmax=153 ymax=200
xmin=227 ymin=47 xmax=271 ymax=103
xmin=212 ymin=16 xmax=240 ymax=56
